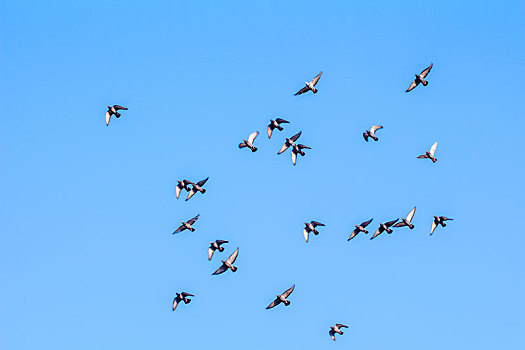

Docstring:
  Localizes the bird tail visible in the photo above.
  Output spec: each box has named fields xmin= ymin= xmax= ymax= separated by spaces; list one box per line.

xmin=252 ymin=147 xmax=257 ymax=152
xmin=422 ymin=80 xmax=428 ymax=86
xmin=184 ymin=299 xmax=191 ymax=304
xmin=201 ymin=189 xmax=206 ymax=194
xmin=312 ymin=88 xmax=318 ymax=93
xmin=219 ymin=247 xmax=224 ymax=252
xmin=231 ymin=266 xmax=238 ymax=272
xmin=284 ymin=300 xmax=291 ymax=306
xmin=190 ymin=228 xmax=195 ymax=232
xmin=432 ymin=158 xmax=437 ymax=163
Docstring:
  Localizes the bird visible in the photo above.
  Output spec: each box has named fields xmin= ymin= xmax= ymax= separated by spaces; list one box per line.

xmin=184 ymin=177 xmax=209 ymax=201
xmin=278 ymin=131 xmax=302 ymax=155
xmin=175 ymin=180 xmax=191 ymax=200
xmin=348 ymin=218 xmax=373 ymax=241
xmin=266 ymin=285 xmax=295 ymax=309
xmin=370 ymin=219 xmax=399 ymax=240
xmin=239 ymin=131 xmax=259 ymax=152
xmin=268 ymin=118 xmax=290 ymax=139
xmin=208 ymin=240 xmax=229 ymax=261
xmin=394 ymin=207 xmax=416 ymax=229
xmin=430 ymin=216 xmax=453 ymax=235
xmin=291 ymin=144 xmax=311 ymax=165
xmin=363 ymin=125 xmax=383 ymax=141
xmin=212 ymin=247 xmax=239 ymax=275
xmin=295 ymin=72 xmax=322 ymax=95
xmin=417 ymin=141 xmax=438 ymax=163
xmin=329 ymin=324 xmax=348 ymax=341
xmin=406 ymin=63 xmax=433 ymax=92
xmin=105 ymin=105 xmax=128 ymax=126
xmin=303 ymin=221 xmax=325 ymax=243
xmin=172 ymin=292 xmax=194 ymax=311
xmin=172 ymin=214 xmax=200 ymax=234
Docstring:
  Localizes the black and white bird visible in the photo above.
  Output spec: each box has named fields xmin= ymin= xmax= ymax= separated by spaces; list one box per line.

xmin=172 ymin=214 xmax=200 ymax=234
xmin=278 ymin=131 xmax=302 ymax=155
xmin=430 ymin=216 xmax=453 ymax=235
xmin=348 ymin=218 xmax=373 ymax=241
xmin=266 ymin=285 xmax=295 ymax=309
xmin=175 ymin=180 xmax=191 ymax=199
xmin=329 ymin=324 xmax=348 ymax=341
xmin=394 ymin=207 xmax=416 ymax=229
xmin=239 ymin=131 xmax=259 ymax=152
xmin=184 ymin=177 xmax=209 ymax=201
xmin=406 ymin=63 xmax=433 ymax=92
xmin=417 ymin=142 xmax=438 ymax=163
xmin=172 ymin=292 xmax=194 ymax=311
xmin=105 ymin=105 xmax=128 ymax=126
xmin=363 ymin=125 xmax=383 ymax=142
xmin=212 ymin=247 xmax=239 ymax=275
xmin=268 ymin=118 xmax=290 ymax=139
xmin=370 ymin=219 xmax=399 ymax=240
xmin=303 ymin=221 xmax=325 ymax=243
xmin=208 ymin=240 xmax=229 ymax=261
xmin=291 ymin=144 xmax=311 ymax=165
xmin=295 ymin=72 xmax=322 ymax=95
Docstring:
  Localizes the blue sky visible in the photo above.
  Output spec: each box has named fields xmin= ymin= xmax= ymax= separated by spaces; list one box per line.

xmin=1 ymin=1 xmax=524 ymax=349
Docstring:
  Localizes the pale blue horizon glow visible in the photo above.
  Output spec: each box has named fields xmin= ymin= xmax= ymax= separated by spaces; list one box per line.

xmin=1 ymin=1 xmax=524 ymax=349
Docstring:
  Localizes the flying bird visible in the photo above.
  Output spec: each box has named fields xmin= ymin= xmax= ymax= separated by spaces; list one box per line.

xmin=291 ymin=144 xmax=311 ymax=165
xmin=363 ymin=125 xmax=383 ymax=142
xmin=370 ymin=219 xmax=399 ymax=240
xmin=266 ymin=285 xmax=295 ymax=309
xmin=406 ymin=63 xmax=433 ymax=92
xmin=172 ymin=292 xmax=194 ymax=311
xmin=105 ymin=105 xmax=128 ymax=126
xmin=329 ymin=324 xmax=348 ymax=341
xmin=430 ymin=216 xmax=453 ymax=235
xmin=208 ymin=240 xmax=229 ymax=261
xmin=185 ymin=177 xmax=209 ymax=201
xmin=212 ymin=247 xmax=239 ymax=275
xmin=303 ymin=221 xmax=325 ymax=243
xmin=295 ymin=72 xmax=322 ymax=95
xmin=278 ymin=131 xmax=302 ymax=155
xmin=239 ymin=131 xmax=259 ymax=152
xmin=173 ymin=214 xmax=200 ymax=234
xmin=394 ymin=207 xmax=416 ymax=229
xmin=267 ymin=118 xmax=290 ymax=139
xmin=175 ymin=180 xmax=191 ymax=199
xmin=417 ymin=141 xmax=438 ymax=163
xmin=348 ymin=218 xmax=373 ymax=241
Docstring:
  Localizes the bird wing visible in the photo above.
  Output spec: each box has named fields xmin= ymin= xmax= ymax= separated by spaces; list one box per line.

xmin=297 ymin=144 xmax=311 ymax=150
xmin=371 ymin=227 xmax=383 ymax=239
xmin=336 ymin=324 xmax=348 ymax=328
xmin=113 ymin=105 xmax=127 ymax=110
xmin=291 ymin=150 xmax=297 ymax=165
xmin=303 ymin=228 xmax=309 ymax=242
xmin=370 ymin=125 xmax=383 ymax=135
xmin=278 ymin=142 xmax=291 ymax=154
xmin=175 ymin=185 xmax=182 ymax=199
xmin=282 ymin=284 xmax=295 ymax=298
xmin=430 ymin=219 xmax=438 ymax=235
xmin=208 ymin=247 xmax=214 ymax=261
xmin=347 ymin=229 xmax=358 ymax=241
xmin=187 ymin=214 xmax=200 ymax=225
xmin=267 ymin=125 xmax=274 ymax=139
xmin=105 ymin=112 xmax=111 ymax=126
xmin=266 ymin=298 xmax=281 ymax=309
xmin=441 ymin=216 xmax=453 ymax=221
xmin=429 ymin=141 xmax=438 ymax=157
xmin=406 ymin=207 xmax=416 ymax=223
xmin=361 ymin=218 xmax=373 ymax=228
xmin=393 ymin=222 xmax=406 ymax=228
xmin=329 ymin=330 xmax=336 ymax=341
xmin=183 ymin=180 xmax=194 ymax=187
xmin=181 ymin=292 xmax=194 ymax=297
xmin=275 ymin=118 xmax=289 ymax=124
xmin=212 ymin=264 xmax=228 ymax=275
xmin=247 ymin=131 xmax=259 ymax=144
xmin=239 ymin=142 xmax=247 ymax=149
xmin=406 ymin=80 xmax=418 ymax=92
xmin=196 ymin=177 xmax=209 ymax=187
xmin=311 ymin=221 xmax=325 ymax=227
xmin=226 ymin=247 xmax=239 ymax=264
xmin=294 ymin=86 xmax=310 ymax=95
xmin=290 ymin=131 xmax=302 ymax=142
xmin=186 ymin=188 xmax=197 ymax=201
xmin=310 ymin=71 xmax=322 ymax=86
xmin=385 ymin=218 xmax=399 ymax=227
xmin=420 ymin=63 xmax=433 ymax=78
xmin=172 ymin=296 xmax=181 ymax=311
xmin=417 ymin=154 xmax=428 ymax=159
xmin=216 ymin=240 xmax=229 ymax=245
xmin=363 ymin=132 xmax=369 ymax=141
xmin=173 ymin=225 xmax=185 ymax=234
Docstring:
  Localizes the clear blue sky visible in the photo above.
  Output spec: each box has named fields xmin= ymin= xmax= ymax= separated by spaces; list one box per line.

xmin=1 ymin=1 xmax=524 ymax=349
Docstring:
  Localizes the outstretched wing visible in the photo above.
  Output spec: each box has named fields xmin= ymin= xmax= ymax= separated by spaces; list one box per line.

xmin=248 ymin=131 xmax=259 ymax=144
xmin=290 ymin=131 xmax=302 ymax=142
xmin=420 ymin=63 xmax=433 ymax=78
xmin=429 ymin=141 xmax=438 ymax=157
xmin=361 ymin=218 xmax=373 ymax=228
xmin=266 ymin=298 xmax=281 ymax=309
xmin=186 ymin=188 xmax=197 ymax=201
xmin=113 ymin=105 xmax=127 ymax=110
xmin=172 ymin=296 xmax=181 ymax=311
xmin=181 ymin=292 xmax=194 ymax=297
xmin=216 ymin=239 xmax=229 ymax=245
xmin=212 ymin=264 xmax=228 ymax=275
xmin=406 ymin=80 xmax=418 ymax=92
xmin=430 ymin=219 xmax=438 ymax=235
xmin=227 ymin=247 xmax=239 ymax=264
xmin=175 ymin=184 xmax=182 ymax=199
xmin=278 ymin=142 xmax=291 ymax=154
xmin=275 ymin=118 xmax=289 ymax=124
xmin=310 ymin=71 xmax=322 ymax=86
xmin=105 ymin=111 xmax=111 ymax=126
xmin=347 ymin=229 xmax=359 ymax=241
xmin=406 ymin=207 xmax=416 ymax=223
xmin=196 ymin=177 xmax=209 ymax=187
xmin=311 ymin=221 xmax=325 ymax=227
xmin=393 ymin=221 xmax=406 ymax=228
xmin=282 ymin=284 xmax=295 ymax=298
xmin=187 ymin=214 xmax=200 ymax=225
xmin=173 ymin=225 xmax=185 ymax=234
xmin=267 ymin=125 xmax=274 ymax=139
xmin=371 ymin=227 xmax=383 ymax=239
xmin=441 ymin=216 xmax=453 ymax=221
xmin=336 ymin=324 xmax=348 ymax=328
xmin=303 ymin=228 xmax=309 ymax=243
xmin=239 ymin=142 xmax=247 ymax=149
xmin=329 ymin=329 xmax=336 ymax=341
xmin=385 ymin=218 xmax=399 ymax=227
xmin=370 ymin=125 xmax=383 ymax=135
xmin=297 ymin=144 xmax=311 ymax=150
xmin=363 ymin=132 xmax=369 ymax=141
xmin=291 ymin=150 xmax=297 ymax=165
xmin=294 ymin=86 xmax=310 ymax=96
xmin=208 ymin=247 xmax=215 ymax=261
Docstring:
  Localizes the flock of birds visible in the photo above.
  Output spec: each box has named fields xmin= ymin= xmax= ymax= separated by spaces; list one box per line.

xmin=105 ymin=63 xmax=453 ymax=342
